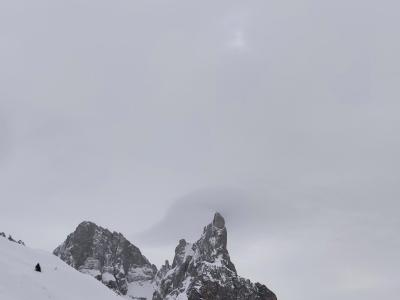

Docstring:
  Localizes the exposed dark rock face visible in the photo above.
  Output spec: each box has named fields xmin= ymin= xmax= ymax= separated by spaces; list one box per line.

xmin=53 ymin=221 xmax=157 ymax=297
xmin=53 ymin=213 xmax=277 ymax=300
xmin=0 ymin=232 xmax=25 ymax=246
xmin=153 ymin=213 xmax=277 ymax=300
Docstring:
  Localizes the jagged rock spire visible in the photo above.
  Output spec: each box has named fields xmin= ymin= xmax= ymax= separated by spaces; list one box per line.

xmin=213 ymin=212 xmax=225 ymax=229
xmin=153 ymin=212 xmax=277 ymax=300
xmin=194 ymin=212 xmax=234 ymax=273
xmin=53 ymin=214 xmax=277 ymax=300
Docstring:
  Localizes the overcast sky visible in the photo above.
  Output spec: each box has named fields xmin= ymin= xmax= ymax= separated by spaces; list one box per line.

xmin=1 ymin=1 xmax=399 ymax=299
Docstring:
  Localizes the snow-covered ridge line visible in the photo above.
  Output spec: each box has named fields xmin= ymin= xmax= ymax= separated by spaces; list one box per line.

xmin=0 ymin=231 xmax=25 ymax=246
xmin=0 ymin=237 xmax=123 ymax=300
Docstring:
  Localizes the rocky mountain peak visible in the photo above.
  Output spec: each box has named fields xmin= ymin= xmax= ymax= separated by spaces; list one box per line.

xmin=171 ymin=239 xmax=192 ymax=268
xmin=194 ymin=212 xmax=232 ymax=274
xmin=54 ymin=213 xmax=277 ymax=300
xmin=54 ymin=221 xmax=156 ymax=298
xmin=153 ymin=212 xmax=277 ymax=300
xmin=76 ymin=220 xmax=97 ymax=230
xmin=213 ymin=212 xmax=225 ymax=229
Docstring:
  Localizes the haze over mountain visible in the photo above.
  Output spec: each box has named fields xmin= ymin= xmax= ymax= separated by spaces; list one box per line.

xmin=1 ymin=1 xmax=399 ymax=300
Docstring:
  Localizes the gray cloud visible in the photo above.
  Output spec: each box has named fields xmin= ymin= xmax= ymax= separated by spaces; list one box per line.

xmin=1 ymin=0 xmax=399 ymax=299
xmin=134 ymin=186 xmax=399 ymax=300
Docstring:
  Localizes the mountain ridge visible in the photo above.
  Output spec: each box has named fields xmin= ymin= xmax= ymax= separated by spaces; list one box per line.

xmin=54 ymin=213 xmax=277 ymax=300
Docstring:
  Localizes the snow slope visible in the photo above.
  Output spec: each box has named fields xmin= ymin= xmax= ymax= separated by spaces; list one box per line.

xmin=0 ymin=237 xmax=123 ymax=300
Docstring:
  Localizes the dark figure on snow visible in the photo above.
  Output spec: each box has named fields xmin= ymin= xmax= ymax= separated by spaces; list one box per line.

xmin=35 ymin=263 xmax=41 ymax=272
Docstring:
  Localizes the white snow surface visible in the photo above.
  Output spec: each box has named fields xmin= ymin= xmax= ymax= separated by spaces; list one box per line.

xmin=127 ymin=280 xmax=155 ymax=299
xmin=0 ymin=237 xmax=123 ymax=300
xmin=102 ymin=272 xmax=116 ymax=283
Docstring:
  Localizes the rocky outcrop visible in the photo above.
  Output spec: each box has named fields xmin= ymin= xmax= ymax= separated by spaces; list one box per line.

xmin=53 ymin=214 xmax=277 ymax=300
xmin=0 ymin=232 xmax=25 ymax=246
xmin=53 ymin=221 xmax=156 ymax=298
xmin=153 ymin=213 xmax=277 ymax=300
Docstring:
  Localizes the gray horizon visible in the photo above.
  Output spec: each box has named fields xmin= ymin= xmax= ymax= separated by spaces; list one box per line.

xmin=1 ymin=1 xmax=399 ymax=300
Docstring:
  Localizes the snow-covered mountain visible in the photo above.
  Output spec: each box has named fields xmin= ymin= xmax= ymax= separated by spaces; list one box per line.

xmin=0 ymin=231 xmax=25 ymax=245
xmin=153 ymin=213 xmax=276 ymax=300
xmin=0 ymin=234 xmax=123 ymax=300
xmin=54 ymin=213 xmax=277 ymax=300
xmin=53 ymin=221 xmax=157 ymax=299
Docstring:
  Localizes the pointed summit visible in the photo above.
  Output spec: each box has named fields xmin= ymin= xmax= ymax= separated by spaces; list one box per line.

xmin=54 ymin=221 xmax=156 ymax=297
xmin=200 ymin=211 xmax=229 ymax=254
xmin=153 ymin=213 xmax=277 ymax=300
xmin=76 ymin=220 xmax=97 ymax=228
xmin=54 ymin=215 xmax=276 ymax=300
xmin=213 ymin=212 xmax=225 ymax=229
